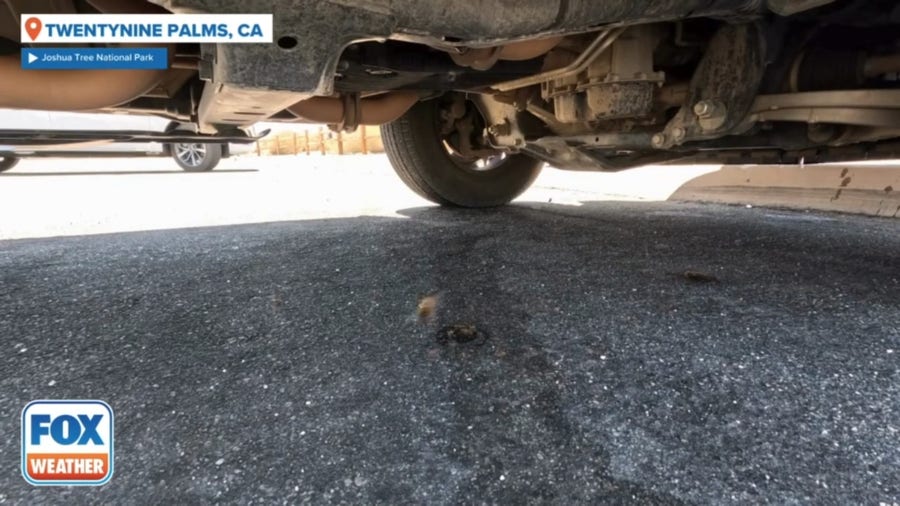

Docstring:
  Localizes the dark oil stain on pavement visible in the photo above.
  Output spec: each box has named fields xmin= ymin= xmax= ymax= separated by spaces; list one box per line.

xmin=435 ymin=323 xmax=488 ymax=345
xmin=407 ymin=220 xmax=682 ymax=504
xmin=678 ymin=270 xmax=720 ymax=283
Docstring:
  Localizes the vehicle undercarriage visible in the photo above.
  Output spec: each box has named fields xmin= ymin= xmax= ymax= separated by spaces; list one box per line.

xmin=2 ymin=0 xmax=900 ymax=205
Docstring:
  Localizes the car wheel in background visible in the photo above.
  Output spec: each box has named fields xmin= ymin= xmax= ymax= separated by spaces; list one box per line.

xmin=380 ymin=97 xmax=543 ymax=208
xmin=170 ymin=143 xmax=222 ymax=172
xmin=0 ymin=156 xmax=20 ymax=173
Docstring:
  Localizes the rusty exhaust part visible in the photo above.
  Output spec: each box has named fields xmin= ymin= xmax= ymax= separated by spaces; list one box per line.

xmin=87 ymin=0 xmax=169 ymax=13
xmin=449 ymin=37 xmax=564 ymax=70
xmin=171 ymin=57 xmax=200 ymax=70
xmin=0 ymin=56 xmax=168 ymax=111
xmin=287 ymin=91 xmax=419 ymax=128
xmin=499 ymin=37 xmax=565 ymax=60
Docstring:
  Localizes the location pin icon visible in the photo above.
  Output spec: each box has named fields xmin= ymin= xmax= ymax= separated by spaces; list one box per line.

xmin=25 ymin=17 xmax=42 ymax=41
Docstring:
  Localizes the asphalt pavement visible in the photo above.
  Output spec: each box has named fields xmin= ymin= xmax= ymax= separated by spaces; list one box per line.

xmin=0 ymin=161 xmax=899 ymax=504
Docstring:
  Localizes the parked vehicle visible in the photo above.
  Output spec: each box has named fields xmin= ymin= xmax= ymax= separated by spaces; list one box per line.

xmin=2 ymin=2 xmax=899 ymax=205
xmin=0 ymin=110 xmax=253 ymax=172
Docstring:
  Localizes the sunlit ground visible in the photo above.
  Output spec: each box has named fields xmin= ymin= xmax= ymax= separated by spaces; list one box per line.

xmin=0 ymin=155 xmax=719 ymax=240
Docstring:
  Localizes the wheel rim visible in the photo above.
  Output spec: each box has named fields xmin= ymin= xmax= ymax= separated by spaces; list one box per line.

xmin=437 ymin=97 xmax=510 ymax=174
xmin=471 ymin=152 xmax=508 ymax=171
xmin=174 ymin=143 xmax=207 ymax=167
xmin=442 ymin=140 xmax=508 ymax=173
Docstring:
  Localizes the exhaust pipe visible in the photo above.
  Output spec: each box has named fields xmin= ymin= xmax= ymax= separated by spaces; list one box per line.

xmin=87 ymin=0 xmax=169 ymax=14
xmin=287 ymin=91 xmax=419 ymax=127
xmin=448 ymin=37 xmax=564 ymax=70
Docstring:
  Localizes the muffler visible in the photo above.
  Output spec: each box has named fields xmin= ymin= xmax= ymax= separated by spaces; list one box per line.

xmin=287 ymin=91 xmax=420 ymax=128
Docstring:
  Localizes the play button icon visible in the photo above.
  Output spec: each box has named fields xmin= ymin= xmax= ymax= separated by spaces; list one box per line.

xmin=27 ymin=53 xmax=37 ymax=64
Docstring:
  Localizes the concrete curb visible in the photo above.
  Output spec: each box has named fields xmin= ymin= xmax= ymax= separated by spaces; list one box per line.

xmin=671 ymin=164 xmax=900 ymax=217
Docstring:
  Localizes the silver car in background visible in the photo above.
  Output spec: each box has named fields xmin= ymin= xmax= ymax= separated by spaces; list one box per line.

xmin=0 ymin=109 xmax=254 ymax=173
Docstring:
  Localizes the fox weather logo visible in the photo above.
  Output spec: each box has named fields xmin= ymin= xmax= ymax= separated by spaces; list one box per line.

xmin=21 ymin=400 xmax=114 ymax=486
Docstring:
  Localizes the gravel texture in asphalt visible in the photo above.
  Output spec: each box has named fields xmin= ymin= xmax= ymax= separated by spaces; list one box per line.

xmin=0 ymin=201 xmax=898 ymax=504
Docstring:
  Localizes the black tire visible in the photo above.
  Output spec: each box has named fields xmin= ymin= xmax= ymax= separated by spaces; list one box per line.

xmin=380 ymin=99 xmax=543 ymax=207
xmin=170 ymin=142 xmax=222 ymax=172
xmin=0 ymin=156 xmax=20 ymax=173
